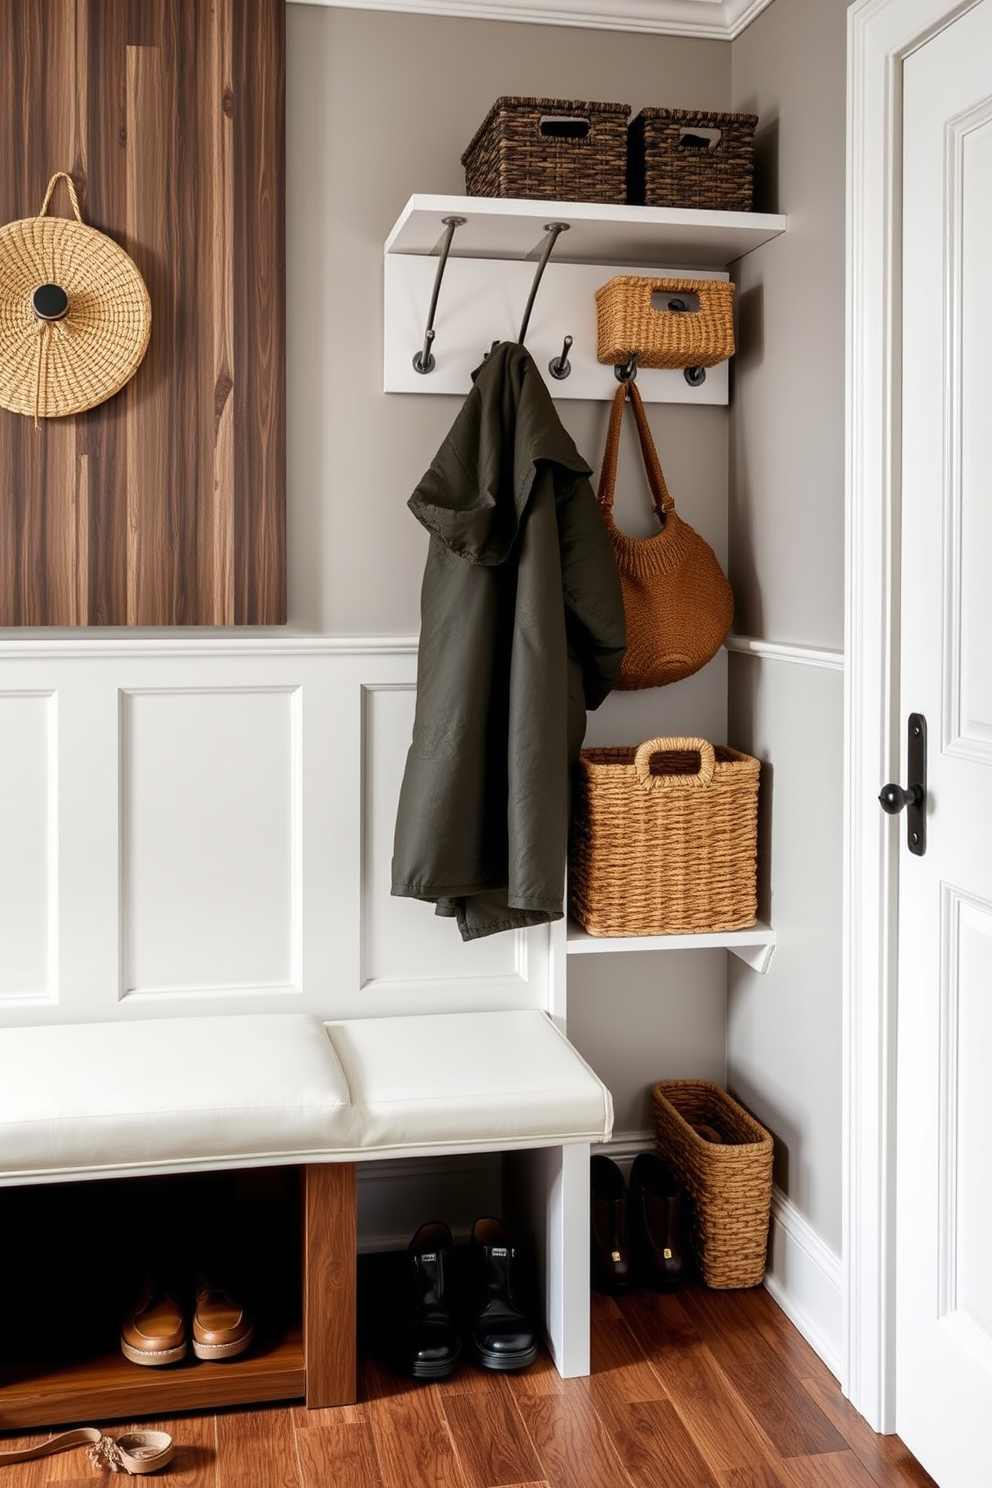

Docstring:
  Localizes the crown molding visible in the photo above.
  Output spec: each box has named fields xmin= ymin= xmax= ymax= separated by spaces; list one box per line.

xmin=286 ymin=0 xmax=775 ymax=41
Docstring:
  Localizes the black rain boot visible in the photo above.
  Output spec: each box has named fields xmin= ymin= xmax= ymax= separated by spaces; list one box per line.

xmin=469 ymin=1217 xmax=538 ymax=1372
xmin=398 ymin=1221 xmax=462 ymax=1380
xmin=590 ymin=1155 xmax=633 ymax=1294
xmin=629 ymin=1152 xmax=687 ymax=1292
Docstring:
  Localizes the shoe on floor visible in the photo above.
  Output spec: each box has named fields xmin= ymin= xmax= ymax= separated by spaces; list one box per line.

xmin=469 ymin=1217 xmax=538 ymax=1372
xmin=629 ymin=1151 xmax=687 ymax=1291
xmin=590 ymin=1154 xmax=633 ymax=1294
xmin=121 ymin=1275 xmax=187 ymax=1366
xmin=398 ymin=1220 xmax=462 ymax=1381
xmin=192 ymin=1274 xmax=254 ymax=1361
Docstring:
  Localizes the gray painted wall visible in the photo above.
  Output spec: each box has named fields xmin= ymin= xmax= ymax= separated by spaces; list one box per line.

xmin=727 ymin=0 xmax=851 ymax=1253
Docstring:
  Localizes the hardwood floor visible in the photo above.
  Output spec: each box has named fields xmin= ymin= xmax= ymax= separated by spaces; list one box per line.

xmin=0 ymin=1280 xmax=935 ymax=1487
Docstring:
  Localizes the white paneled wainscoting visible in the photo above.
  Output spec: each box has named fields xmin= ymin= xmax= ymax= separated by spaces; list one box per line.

xmin=0 ymin=633 xmax=844 ymax=1378
xmin=0 ymin=637 xmax=554 ymax=1028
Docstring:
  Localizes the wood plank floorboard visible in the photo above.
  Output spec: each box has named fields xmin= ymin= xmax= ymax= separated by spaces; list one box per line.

xmin=0 ymin=1282 xmax=934 ymax=1488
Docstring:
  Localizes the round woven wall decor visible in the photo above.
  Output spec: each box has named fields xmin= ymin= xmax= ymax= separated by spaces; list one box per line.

xmin=0 ymin=172 xmax=151 ymax=425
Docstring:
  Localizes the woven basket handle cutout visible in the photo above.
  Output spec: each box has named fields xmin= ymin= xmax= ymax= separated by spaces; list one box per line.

xmin=37 ymin=171 xmax=83 ymax=223
xmin=634 ymin=737 xmax=716 ymax=793
xmin=596 ymin=378 xmax=675 ymax=523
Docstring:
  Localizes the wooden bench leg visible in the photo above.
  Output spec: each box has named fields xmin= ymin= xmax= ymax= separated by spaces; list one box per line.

xmin=303 ymin=1161 xmax=357 ymax=1408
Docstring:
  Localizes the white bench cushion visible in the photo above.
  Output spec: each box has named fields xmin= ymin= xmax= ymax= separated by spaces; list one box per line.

xmin=0 ymin=1008 xmax=612 ymax=1183
xmin=0 ymin=1013 xmax=353 ymax=1182
xmin=324 ymin=1008 xmax=613 ymax=1157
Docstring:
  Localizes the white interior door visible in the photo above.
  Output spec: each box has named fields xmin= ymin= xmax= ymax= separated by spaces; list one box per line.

xmin=895 ymin=3 xmax=992 ymax=1481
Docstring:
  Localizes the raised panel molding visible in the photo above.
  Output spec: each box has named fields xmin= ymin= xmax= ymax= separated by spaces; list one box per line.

xmin=285 ymin=0 xmax=773 ymax=39
xmin=946 ymin=101 xmax=992 ymax=759
xmin=0 ymin=692 xmax=57 ymax=1004
xmin=940 ymin=887 xmax=992 ymax=1341
xmin=119 ymin=687 xmax=303 ymax=1001
xmin=359 ymin=683 xmax=542 ymax=1006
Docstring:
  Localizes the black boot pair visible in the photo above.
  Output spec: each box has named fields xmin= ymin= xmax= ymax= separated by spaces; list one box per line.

xmin=399 ymin=1217 xmax=538 ymax=1379
xmin=591 ymin=1153 xmax=687 ymax=1295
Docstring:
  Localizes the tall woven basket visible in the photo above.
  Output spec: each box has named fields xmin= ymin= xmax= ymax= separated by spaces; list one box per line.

xmin=652 ymin=1080 xmax=773 ymax=1288
xmin=569 ymin=738 xmax=759 ymax=936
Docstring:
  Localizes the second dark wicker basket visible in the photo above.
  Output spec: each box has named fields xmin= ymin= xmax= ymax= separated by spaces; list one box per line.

xmin=628 ymin=108 xmax=758 ymax=211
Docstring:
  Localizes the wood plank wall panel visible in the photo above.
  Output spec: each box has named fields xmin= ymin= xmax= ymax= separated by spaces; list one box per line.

xmin=0 ymin=0 xmax=285 ymax=626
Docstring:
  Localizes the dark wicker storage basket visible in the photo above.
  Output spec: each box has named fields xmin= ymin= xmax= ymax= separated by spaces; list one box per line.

xmin=595 ymin=275 xmax=735 ymax=369
xmin=569 ymin=738 xmax=759 ymax=937
xmin=628 ymin=108 xmax=758 ymax=211
xmin=652 ymin=1080 xmax=773 ymax=1288
xmin=461 ymin=96 xmax=631 ymax=203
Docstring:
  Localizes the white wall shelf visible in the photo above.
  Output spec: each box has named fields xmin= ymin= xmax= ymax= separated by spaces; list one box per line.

xmin=385 ymin=195 xmax=787 ymax=267
xmin=566 ymin=919 xmax=776 ymax=974
xmin=383 ymin=195 xmax=787 ymax=404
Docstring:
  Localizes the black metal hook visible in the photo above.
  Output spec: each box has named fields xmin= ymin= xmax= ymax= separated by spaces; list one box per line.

xmin=518 ymin=222 xmax=570 ymax=345
xmin=548 ymin=334 xmax=573 ymax=381
xmin=412 ymin=215 xmax=466 ymax=374
xmin=666 ymin=297 xmax=706 ymax=387
xmin=614 ymin=351 xmax=639 ymax=383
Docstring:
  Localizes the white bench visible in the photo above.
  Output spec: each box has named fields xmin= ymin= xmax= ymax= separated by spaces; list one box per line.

xmin=0 ymin=1008 xmax=612 ymax=1429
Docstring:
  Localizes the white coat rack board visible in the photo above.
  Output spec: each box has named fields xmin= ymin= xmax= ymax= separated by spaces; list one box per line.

xmin=383 ymin=195 xmax=787 ymax=404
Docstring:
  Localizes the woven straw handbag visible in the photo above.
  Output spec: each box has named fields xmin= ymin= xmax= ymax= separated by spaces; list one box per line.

xmin=0 ymin=172 xmax=151 ymax=427
xmin=597 ymin=378 xmax=733 ymax=689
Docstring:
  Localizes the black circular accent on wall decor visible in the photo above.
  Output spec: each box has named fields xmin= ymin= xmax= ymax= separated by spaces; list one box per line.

xmin=32 ymin=283 xmax=70 ymax=321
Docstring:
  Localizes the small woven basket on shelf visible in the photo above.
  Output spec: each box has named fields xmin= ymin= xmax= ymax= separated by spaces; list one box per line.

xmin=627 ymin=108 xmax=758 ymax=211
xmin=651 ymin=1080 xmax=773 ymax=1288
xmin=568 ymin=738 xmax=759 ymax=937
xmin=461 ymin=96 xmax=631 ymax=203
xmin=595 ymin=275 xmax=735 ymax=369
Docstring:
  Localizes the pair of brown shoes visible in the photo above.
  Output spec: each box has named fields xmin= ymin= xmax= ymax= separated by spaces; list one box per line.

xmin=121 ymin=1273 xmax=253 ymax=1366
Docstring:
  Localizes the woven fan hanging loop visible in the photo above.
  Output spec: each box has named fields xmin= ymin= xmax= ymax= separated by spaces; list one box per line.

xmin=0 ymin=168 xmax=151 ymax=428
xmin=38 ymin=170 xmax=83 ymax=223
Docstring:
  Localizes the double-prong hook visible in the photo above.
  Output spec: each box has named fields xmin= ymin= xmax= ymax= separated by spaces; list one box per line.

xmin=413 ymin=215 xmax=466 ymax=374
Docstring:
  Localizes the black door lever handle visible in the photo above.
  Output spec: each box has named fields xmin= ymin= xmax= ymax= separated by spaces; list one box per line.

xmin=878 ymin=712 xmax=927 ymax=856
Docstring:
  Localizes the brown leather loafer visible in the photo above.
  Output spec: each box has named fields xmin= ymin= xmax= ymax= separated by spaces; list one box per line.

xmin=121 ymin=1276 xmax=187 ymax=1366
xmin=191 ymin=1275 xmax=253 ymax=1361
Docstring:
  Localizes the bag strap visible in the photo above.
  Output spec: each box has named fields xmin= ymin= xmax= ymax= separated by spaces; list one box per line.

xmin=0 ymin=1426 xmax=174 ymax=1475
xmin=596 ymin=378 xmax=675 ymax=522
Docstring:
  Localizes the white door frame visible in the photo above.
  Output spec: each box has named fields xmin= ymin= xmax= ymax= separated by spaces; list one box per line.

xmin=843 ymin=0 xmax=984 ymax=1433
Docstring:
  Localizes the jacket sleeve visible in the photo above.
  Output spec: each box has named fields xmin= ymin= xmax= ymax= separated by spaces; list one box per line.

xmin=557 ymin=473 xmax=627 ymax=711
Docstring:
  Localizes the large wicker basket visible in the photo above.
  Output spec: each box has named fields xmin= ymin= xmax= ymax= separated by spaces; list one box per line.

xmin=568 ymin=738 xmax=759 ymax=936
xmin=461 ymin=96 xmax=631 ymax=203
xmin=595 ymin=275 xmax=735 ymax=369
xmin=627 ymin=108 xmax=758 ymax=211
xmin=652 ymin=1080 xmax=773 ymax=1288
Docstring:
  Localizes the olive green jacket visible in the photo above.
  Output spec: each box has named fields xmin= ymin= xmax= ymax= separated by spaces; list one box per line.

xmin=391 ymin=342 xmax=626 ymax=940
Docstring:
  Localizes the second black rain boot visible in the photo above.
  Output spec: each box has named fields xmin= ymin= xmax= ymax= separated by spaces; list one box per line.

xmin=629 ymin=1151 xmax=687 ymax=1292
xmin=590 ymin=1154 xmax=633 ymax=1294
xmin=469 ymin=1217 xmax=538 ymax=1372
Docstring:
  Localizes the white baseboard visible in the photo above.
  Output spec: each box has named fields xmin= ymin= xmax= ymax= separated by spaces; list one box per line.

xmin=764 ymin=1186 xmax=843 ymax=1379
